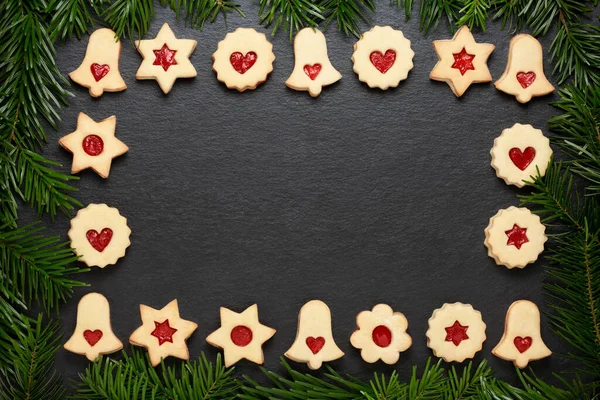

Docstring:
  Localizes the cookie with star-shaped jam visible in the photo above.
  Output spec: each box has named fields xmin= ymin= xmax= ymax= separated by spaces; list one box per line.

xmin=426 ymin=302 xmax=486 ymax=363
xmin=484 ymin=206 xmax=547 ymax=269
xmin=135 ymin=23 xmax=197 ymax=94
xmin=129 ymin=299 xmax=198 ymax=366
xmin=59 ymin=112 xmax=128 ymax=178
xmin=206 ymin=304 xmax=276 ymax=367
xmin=430 ymin=25 xmax=495 ymax=97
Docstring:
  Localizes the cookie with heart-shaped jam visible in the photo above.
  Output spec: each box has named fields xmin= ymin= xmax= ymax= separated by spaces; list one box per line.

xmin=212 ymin=28 xmax=275 ymax=92
xmin=352 ymin=26 xmax=414 ymax=90
xmin=69 ymin=204 xmax=131 ymax=268
xmin=491 ymin=123 xmax=552 ymax=188
xmin=285 ymin=300 xmax=344 ymax=369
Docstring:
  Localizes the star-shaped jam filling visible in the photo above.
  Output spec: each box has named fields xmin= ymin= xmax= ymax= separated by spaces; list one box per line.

xmin=451 ymin=48 xmax=476 ymax=76
xmin=151 ymin=319 xmax=177 ymax=345
xmin=505 ymin=224 xmax=528 ymax=250
xmin=153 ymin=44 xmax=178 ymax=71
xmin=445 ymin=320 xmax=469 ymax=346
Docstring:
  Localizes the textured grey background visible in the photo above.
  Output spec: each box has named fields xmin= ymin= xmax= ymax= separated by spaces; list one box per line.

xmin=22 ymin=1 xmax=578 ymax=391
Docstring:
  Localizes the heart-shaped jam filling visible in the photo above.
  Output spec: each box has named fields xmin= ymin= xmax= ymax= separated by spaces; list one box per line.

xmin=305 ymin=336 xmax=325 ymax=354
xmin=230 ymin=52 xmax=257 ymax=74
xmin=369 ymin=50 xmax=396 ymax=74
xmin=90 ymin=63 xmax=110 ymax=82
xmin=86 ymin=228 xmax=113 ymax=252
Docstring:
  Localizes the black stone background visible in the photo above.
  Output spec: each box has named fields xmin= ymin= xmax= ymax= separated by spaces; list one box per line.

xmin=19 ymin=0 xmax=583 ymax=394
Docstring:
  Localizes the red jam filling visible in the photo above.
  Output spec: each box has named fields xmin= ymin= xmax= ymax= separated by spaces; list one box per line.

xmin=151 ymin=319 xmax=178 ymax=345
xmin=86 ymin=228 xmax=113 ymax=252
xmin=153 ymin=44 xmax=178 ymax=71
xmin=303 ymin=64 xmax=322 ymax=80
xmin=514 ymin=336 xmax=532 ymax=353
xmin=230 ymin=52 xmax=257 ymax=74
xmin=445 ymin=320 xmax=469 ymax=346
xmin=369 ymin=50 xmax=396 ymax=74
xmin=372 ymin=325 xmax=392 ymax=348
xmin=90 ymin=63 xmax=110 ymax=81
xmin=516 ymin=71 xmax=536 ymax=88
xmin=82 ymin=134 xmax=104 ymax=156
xmin=83 ymin=329 xmax=103 ymax=346
xmin=230 ymin=325 xmax=253 ymax=346
xmin=305 ymin=336 xmax=325 ymax=354
xmin=505 ymin=224 xmax=529 ymax=250
xmin=509 ymin=147 xmax=536 ymax=171
xmin=451 ymin=48 xmax=476 ymax=76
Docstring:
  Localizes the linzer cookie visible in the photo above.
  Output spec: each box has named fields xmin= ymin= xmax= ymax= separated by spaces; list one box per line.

xmin=484 ymin=206 xmax=547 ymax=269
xmin=59 ymin=112 xmax=128 ymax=178
xmin=69 ymin=204 xmax=131 ymax=268
xmin=69 ymin=28 xmax=127 ymax=97
xmin=352 ymin=26 xmax=414 ymax=90
xmin=64 ymin=292 xmax=123 ymax=361
xmin=495 ymin=34 xmax=555 ymax=103
xmin=212 ymin=28 xmax=275 ymax=92
xmin=430 ymin=26 xmax=495 ymax=97
xmin=349 ymin=304 xmax=411 ymax=364
xmin=491 ymin=123 xmax=553 ymax=187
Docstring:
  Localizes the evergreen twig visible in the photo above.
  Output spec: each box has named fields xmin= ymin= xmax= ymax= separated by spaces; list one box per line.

xmin=321 ymin=0 xmax=376 ymax=38
xmin=258 ymin=0 xmax=323 ymax=40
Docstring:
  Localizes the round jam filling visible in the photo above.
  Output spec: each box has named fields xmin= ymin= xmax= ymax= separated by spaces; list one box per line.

xmin=372 ymin=325 xmax=392 ymax=348
xmin=82 ymin=134 xmax=104 ymax=156
xmin=230 ymin=325 xmax=253 ymax=346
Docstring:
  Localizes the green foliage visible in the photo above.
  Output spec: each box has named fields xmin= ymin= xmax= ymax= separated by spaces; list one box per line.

xmin=162 ymin=0 xmax=245 ymax=30
xmin=259 ymin=0 xmax=323 ymax=39
xmin=322 ymin=0 xmax=376 ymax=38
xmin=72 ymin=349 xmax=240 ymax=399
xmin=456 ymin=0 xmax=490 ymax=31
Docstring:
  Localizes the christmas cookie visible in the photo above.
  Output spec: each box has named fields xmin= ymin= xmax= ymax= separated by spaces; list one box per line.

xmin=135 ymin=23 xmax=197 ymax=94
xmin=58 ymin=112 xmax=128 ymax=178
xmin=492 ymin=300 xmax=551 ymax=368
xmin=206 ymin=304 xmax=276 ymax=367
xmin=352 ymin=26 xmax=414 ymax=90
xmin=430 ymin=26 xmax=495 ymax=97
xmin=64 ymin=292 xmax=123 ymax=361
xmin=349 ymin=304 xmax=411 ymax=364
xmin=484 ymin=206 xmax=547 ymax=269
xmin=426 ymin=302 xmax=486 ymax=363
xmin=129 ymin=299 xmax=198 ymax=366
xmin=68 ymin=204 xmax=131 ymax=268
xmin=212 ymin=28 xmax=275 ymax=92
xmin=69 ymin=28 xmax=126 ymax=97
xmin=495 ymin=34 xmax=555 ymax=103
xmin=285 ymin=28 xmax=341 ymax=97
xmin=285 ymin=300 xmax=344 ymax=369
xmin=491 ymin=123 xmax=552 ymax=187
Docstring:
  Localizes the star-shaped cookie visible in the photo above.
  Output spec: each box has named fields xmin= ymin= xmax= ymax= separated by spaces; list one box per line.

xmin=206 ymin=304 xmax=276 ymax=367
xmin=430 ymin=26 xmax=495 ymax=97
xmin=59 ymin=112 xmax=128 ymax=178
xmin=135 ymin=23 xmax=197 ymax=94
xmin=129 ymin=299 xmax=198 ymax=366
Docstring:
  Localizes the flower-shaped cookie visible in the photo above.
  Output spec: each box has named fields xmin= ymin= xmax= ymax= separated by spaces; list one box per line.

xmin=484 ymin=207 xmax=547 ymax=269
xmin=129 ymin=299 xmax=198 ymax=366
xmin=212 ymin=28 xmax=275 ymax=92
xmin=135 ymin=23 xmax=197 ymax=94
xmin=491 ymin=123 xmax=552 ymax=187
xmin=206 ymin=304 xmax=276 ymax=367
xmin=349 ymin=304 xmax=411 ymax=364
xmin=430 ymin=25 xmax=495 ymax=97
xmin=69 ymin=204 xmax=131 ymax=268
xmin=352 ymin=26 xmax=414 ymax=90
xmin=426 ymin=302 xmax=486 ymax=363
xmin=59 ymin=112 xmax=128 ymax=178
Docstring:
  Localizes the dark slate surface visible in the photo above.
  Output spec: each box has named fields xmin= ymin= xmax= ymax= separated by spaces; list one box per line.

xmin=22 ymin=1 xmax=577 ymax=391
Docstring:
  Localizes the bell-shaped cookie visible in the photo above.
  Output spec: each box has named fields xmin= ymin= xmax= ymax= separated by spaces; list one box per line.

xmin=69 ymin=28 xmax=127 ymax=98
xmin=494 ymin=34 xmax=554 ymax=103
xmin=64 ymin=292 xmax=123 ymax=361
xmin=492 ymin=300 xmax=551 ymax=368
xmin=285 ymin=300 xmax=344 ymax=369
xmin=285 ymin=28 xmax=341 ymax=97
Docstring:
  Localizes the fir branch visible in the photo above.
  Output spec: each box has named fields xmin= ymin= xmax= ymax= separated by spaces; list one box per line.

xmin=258 ymin=0 xmax=323 ymax=40
xmin=72 ymin=349 xmax=240 ymax=399
xmin=0 ymin=314 xmax=65 ymax=400
xmin=551 ymin=20 xmax=600 ymax=87
xmin=391 ymin=0 xmax=415 ymax=21
xmin=321 ymin=0 xmax=376 ymax=38
xmin=418 ymin=0 xmax=462 ymax=34
xmin=47 ymin=0 xmax=95 ymax=40
xmin=101 ymin=0 xmax=155 ymax=39
xmin=491 ymin=0 xmax=525 ymax=32
xmin=161 ymin=0 xmax=245 ymax=31
xmin=456 ymin=0 xmax=490 ymax=31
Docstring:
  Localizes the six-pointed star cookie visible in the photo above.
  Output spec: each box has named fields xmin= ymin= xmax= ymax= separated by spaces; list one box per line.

xmin=129 ymin=299 xmax=198 ymax=366
xmin=206 ymin=304 xmax=276 ymax=367
xmin=430 ymin=26 xmax=495 ymax=97
xmin=59 ymin=112 xmax=128 ymax=178
xmin=135 ymin=23 xmax=197 ymax=94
